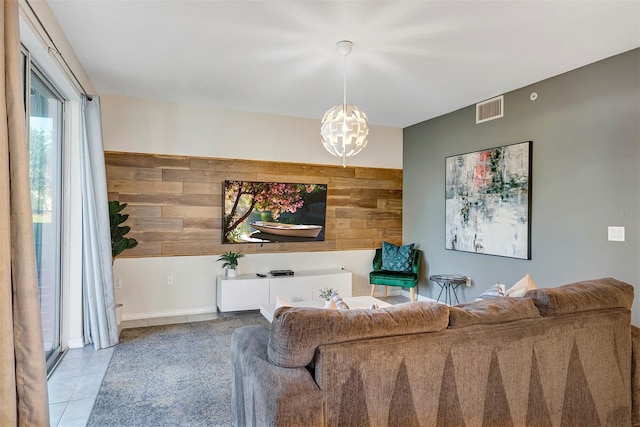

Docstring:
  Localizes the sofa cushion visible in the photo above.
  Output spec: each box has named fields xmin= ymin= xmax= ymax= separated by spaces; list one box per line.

xmin=449 ymin=297 xmax=541 ymax=329
xmin=369 ymin=270 xmax=418 ymax=287
xmin=524 ymin=277 xmax=634 ymax=316
xmin=268 ymin=301 xmax=449 ymax=367
xmin=381 ymin=241 xmax=414 ymax=272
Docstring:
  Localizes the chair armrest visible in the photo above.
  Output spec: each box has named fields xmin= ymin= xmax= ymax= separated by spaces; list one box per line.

xmin=632 ymin=325 xmax=640 ymax=426
xmin=372 ymin=248 xmax=382 ymax=271
xmin=232 ymin=325 xmax=323 ymax=427
xmin=411 ymin=249 xmax=422 ymax=275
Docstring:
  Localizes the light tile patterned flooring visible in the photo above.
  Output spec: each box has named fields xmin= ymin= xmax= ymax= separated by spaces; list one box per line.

xmin=47 ymin=345 xmax=114 ymax=427
xmin=46 ymin=294 xmax=410 ymax=426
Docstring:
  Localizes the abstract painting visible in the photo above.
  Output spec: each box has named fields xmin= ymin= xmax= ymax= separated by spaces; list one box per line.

xmin=445 ymin=141 xmax=531 ymax=259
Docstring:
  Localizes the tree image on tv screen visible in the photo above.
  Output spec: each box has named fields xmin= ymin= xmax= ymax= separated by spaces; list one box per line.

xmin=223 ymin=180 xmax=327 ymax=243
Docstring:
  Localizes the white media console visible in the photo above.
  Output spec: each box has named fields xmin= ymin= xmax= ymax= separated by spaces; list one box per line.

xmin=216 ymin=268 xmax=352 ymax=312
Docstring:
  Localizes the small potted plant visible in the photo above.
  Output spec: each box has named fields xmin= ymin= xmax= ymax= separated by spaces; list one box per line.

xmin=217 ymin=251 xmax=245 ymax=277
xmin=319 ymin=287 xmax=335 ymax=301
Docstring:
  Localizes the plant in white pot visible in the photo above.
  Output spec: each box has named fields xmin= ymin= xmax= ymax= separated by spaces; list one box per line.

xmin=109 ymin=200 xmax=138 ymax=325
xmin=217 ymin=251 xmax=245 ymax=277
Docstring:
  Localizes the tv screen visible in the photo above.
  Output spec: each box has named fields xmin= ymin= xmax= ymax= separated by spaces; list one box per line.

xmin=223 ymin=180 xmax=328 ymax=243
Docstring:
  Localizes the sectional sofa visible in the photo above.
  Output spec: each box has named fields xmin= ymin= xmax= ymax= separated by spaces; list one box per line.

xmin=232 ymin=278 xmax=639 ymax=426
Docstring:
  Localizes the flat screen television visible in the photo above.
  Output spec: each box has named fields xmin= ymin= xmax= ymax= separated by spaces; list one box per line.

xmin=223 ymin=180 xmax=328 ymax=243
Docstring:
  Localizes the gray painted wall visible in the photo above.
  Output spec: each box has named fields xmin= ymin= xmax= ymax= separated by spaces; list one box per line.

xmin=403 ymin=49 xmax=640 ymax=323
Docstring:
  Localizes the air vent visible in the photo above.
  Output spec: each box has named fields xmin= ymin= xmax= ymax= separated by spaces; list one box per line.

xmin=476 ymin=95 xmax=504 ymax=124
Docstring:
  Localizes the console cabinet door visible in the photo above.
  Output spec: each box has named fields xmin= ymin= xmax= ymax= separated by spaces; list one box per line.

xmin=269 ymin=276 xmax=313 ymax=304
xmin=269 ymin=270 xmax=352 ymax=304
xmin=305 ymin=272 xmax=353 ymax=303
xmin=216 ymin=276 xmax=269 ymax=312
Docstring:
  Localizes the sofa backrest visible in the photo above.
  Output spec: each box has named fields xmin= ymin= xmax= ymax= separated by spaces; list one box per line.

xmin=524 ymin=277 xmax=634 ymax=316
xmin=268 ymin=301 xmax=450 ymax=367
xmin=448 ymin=296 xmax=541 ymax=329
xmin=314 ymin=306 xmax=632 ymax=426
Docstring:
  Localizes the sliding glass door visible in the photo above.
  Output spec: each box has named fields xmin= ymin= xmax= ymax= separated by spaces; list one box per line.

xmin=24 ymin=54 xmax=65 ymax=370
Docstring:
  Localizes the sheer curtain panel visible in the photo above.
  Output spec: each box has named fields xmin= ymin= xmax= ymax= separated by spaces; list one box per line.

xmin=0 ymin=0 xmax=50 ymax=424
xmin=81 ymin=95 xmax=119 ymax=349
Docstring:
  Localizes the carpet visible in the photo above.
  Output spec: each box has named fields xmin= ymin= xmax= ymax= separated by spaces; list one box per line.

xmin=87 ymin=313 xmax=268 ymax=427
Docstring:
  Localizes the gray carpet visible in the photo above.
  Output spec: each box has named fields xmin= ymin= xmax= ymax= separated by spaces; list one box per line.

xmin=87 ymin=313 xmax=268 ymax=427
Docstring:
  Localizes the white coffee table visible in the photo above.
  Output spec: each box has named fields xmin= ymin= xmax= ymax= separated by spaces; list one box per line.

xmin=260 ymin=295 xmax=391 ymax=323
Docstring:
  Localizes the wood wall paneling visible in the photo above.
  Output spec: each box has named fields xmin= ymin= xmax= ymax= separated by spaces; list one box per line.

xmin=105 ymin=151 xmax=403 ymax=257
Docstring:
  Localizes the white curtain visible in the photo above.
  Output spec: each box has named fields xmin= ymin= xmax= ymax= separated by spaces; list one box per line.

xmin=81 ymin=95 xmax=119 ymax=349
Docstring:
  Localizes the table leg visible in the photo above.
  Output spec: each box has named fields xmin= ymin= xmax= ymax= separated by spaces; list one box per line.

xmin=436 ymin=283 xmax=445 ymax=303
xmin=452 ymin=284 xmax=461 ymax=305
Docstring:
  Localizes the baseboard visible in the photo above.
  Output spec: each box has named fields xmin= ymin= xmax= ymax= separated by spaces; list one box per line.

xmin=370 ymin=286 xmax=404 ymax=298
xmin=399 ymin=289 xmax=438 ymax=303
xmin=122 ymin=306 xmax=218 ymax=321
xmin=68 ymin=338 xmax=85 ymax=349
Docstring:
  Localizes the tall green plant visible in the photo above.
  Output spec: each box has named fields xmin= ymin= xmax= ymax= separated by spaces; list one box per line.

xmin=109 ymin=200 xmax=138 ymax=262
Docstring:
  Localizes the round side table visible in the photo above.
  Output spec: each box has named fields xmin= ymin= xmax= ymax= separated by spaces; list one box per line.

xmin=429 ymin=275 xmax=467 ymax=306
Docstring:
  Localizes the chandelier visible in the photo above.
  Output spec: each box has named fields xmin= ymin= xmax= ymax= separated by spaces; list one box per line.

xmin=321 ymin=40 xmax=369 ymax=167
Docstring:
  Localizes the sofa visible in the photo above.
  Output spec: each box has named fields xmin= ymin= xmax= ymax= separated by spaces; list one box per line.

xmin=232 ymin=278 xmax=639 ymax=426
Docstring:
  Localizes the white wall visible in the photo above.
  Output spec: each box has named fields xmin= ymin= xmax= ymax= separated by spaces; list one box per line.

xmin=101 ymin=94 xmax=404 ymax=320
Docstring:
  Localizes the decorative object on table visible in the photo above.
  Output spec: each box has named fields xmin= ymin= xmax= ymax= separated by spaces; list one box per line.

xmin=429 ymin=274 xmax=468 ymax=306
xmin=320 ymin=40 xmax=369 ymax=168
xmin=223 ymin=180 xmax=327 ymax=244
xmin=445 ymin=141 xmax=532 ymax=259
xmin=319 ymin=287 xmax=335 ymax=301
xmin=109 ymin=200 xmax=138 ymax=264
xmin=320 ymin=287 xmax=338 ymax=309
xmin=216 ymin=251 xmax=245 ymax=277
xmin=370 ymin=243 xmax=422 ymax=301
xmin=505 ymin=274 xmax=538 ymax=297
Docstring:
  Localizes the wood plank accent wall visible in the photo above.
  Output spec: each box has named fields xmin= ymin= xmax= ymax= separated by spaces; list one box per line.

xmin=105 ymin=151 xmax=403 ymax=258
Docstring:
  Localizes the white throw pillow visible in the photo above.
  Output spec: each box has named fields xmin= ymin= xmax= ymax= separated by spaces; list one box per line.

xmin=505 ymin=274 xmax=538 ymax=297
xmin=474 ymin=283 xmax=505 ymax=302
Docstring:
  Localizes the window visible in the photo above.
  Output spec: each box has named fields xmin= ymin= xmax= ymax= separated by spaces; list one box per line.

xmin=23 ymin=49 xmax=65 ymax=371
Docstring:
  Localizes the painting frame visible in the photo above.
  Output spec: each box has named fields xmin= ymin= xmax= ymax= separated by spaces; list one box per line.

xmin=445 ymin=141 xmax=532 ymax=260
xmin=222 ymin=180 xmax=328 ymax=244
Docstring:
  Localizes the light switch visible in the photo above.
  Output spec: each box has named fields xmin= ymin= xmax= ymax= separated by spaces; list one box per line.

xmin=608 ymin=226 xmax=625 ymax=242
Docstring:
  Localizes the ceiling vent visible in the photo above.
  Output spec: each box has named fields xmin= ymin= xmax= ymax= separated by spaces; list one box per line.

xmin=476 ymin=95 xmax=504 ymax=124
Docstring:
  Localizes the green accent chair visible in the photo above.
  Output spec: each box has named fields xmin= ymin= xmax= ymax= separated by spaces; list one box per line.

xmin=369 ymin=248 xmax=422 ymax=301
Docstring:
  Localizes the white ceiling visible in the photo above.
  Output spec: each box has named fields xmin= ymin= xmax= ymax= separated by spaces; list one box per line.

xmin=46 ymin=0 xmax=640 ymax=128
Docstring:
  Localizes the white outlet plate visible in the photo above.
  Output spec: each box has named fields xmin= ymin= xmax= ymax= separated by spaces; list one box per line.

xmin=114 ymin=278 xmax=122 ymax=288
xmin=167 ymin=275 xmax=174 ymax=285
xmin=608 ymin=226 xmax=625 ymax=242
xmin=465 ymin=276 xmax=471 ymax=287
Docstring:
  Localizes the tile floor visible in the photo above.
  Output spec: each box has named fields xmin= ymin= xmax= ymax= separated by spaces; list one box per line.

xmin=47 ymin=345 xmax=114 ymax=427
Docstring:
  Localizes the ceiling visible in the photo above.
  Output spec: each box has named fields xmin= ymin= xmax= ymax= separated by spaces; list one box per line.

xmin=46 ymin=1 xmax=640 ymax=128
